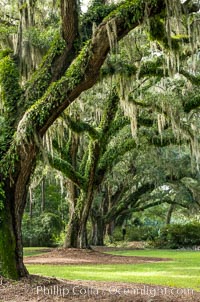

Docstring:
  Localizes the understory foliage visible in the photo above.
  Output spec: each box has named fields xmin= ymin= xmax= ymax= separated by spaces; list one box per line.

xmin=22 ymin=167 xmax=67 ymax=247
xmin=153 ymin=222 xmax=200 ymax=248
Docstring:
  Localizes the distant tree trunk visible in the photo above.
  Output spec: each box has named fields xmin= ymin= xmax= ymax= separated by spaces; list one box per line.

xmin=64 ymin=180 xmax=79 ymax=248
xmin=64 ymin=194 xmax=89 ymax=249
xmin=78 ymin=220 xmax=89 ymax=249
xmin=17 ymin=0 xmax=41 ymax=80
xmin=105 ymin=185 xmax=115 ymax=242
xmin=64 ymin=211 xmax=80 ymax=248
xmin=166 ymin=204 xmax=175 ymax=224
xmin=65 ymin=182 xmax=98 ymax=249
xmin=78 ymin=193 xmax=94 ymax=249
xmin=41 ymin=178 xmax=45 ymax=212
xmin=78 ymin=141 xmax=100 ymax=249
xmin=106 ymin=221 xmax=115 ymax=242
xmin=90 ymin=188 xmax=108 ymax=246
xmin=64 ymin=134 xmax=80 ymax=248
xmin=91 ymin=213 xmax=105 ymax=246
xmin=29 ymin=187 xmax=33 ymax=219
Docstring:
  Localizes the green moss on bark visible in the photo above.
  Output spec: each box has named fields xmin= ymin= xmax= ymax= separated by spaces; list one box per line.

xmin=24 ymin=33 xmax=66 ymax=108
xmin=0 ymin=199 xmax=18 ymax=280
xmin=0 ymin=55 xmax=22 ymax=124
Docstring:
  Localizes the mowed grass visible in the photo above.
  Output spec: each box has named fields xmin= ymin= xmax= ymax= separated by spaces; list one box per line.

xmin=24 ymin=247 xmax=51 ymax=257
xmin=26 ymin=249 xmax=200 ymax=290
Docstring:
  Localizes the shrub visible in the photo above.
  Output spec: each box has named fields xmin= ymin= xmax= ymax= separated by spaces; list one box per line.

xmin=152 ymin=222 xmax=200 ymax=248
xmin=112 ymin=225 xmax=159 ymax=242
xmin=22 ymin=212 xmax=63 ymax=247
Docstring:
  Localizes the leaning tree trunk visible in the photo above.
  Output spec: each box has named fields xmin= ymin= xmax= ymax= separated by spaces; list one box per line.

xmin=78 ymin=140 xmax=100 ymax=249
xmin=64 ymin=135 xmax=80 ymax=248
xmin=0 ymin=143 xmax=37 ymax=279
xmin=166 ymin=204 xmax=175 ymax=224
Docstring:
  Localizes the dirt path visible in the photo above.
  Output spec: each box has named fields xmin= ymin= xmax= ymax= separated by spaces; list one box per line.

xmin=24 ymin=247 xmax=170 ymax=265
xmin=1 ymin=275 xmax=199 ymax=302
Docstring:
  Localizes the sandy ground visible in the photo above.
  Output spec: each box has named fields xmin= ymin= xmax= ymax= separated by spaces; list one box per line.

xmin=24 ymin=247 xmax=170 ymax=265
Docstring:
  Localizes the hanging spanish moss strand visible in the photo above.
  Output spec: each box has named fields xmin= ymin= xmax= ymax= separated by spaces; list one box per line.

xmin=106 ymin=19 xmax=118 ymax=52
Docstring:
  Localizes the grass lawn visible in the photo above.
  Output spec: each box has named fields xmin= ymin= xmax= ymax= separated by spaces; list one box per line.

xmin=24 ymin=247 xmax=51 ymax=257
xmin=26 ymin=249 xmax=200 ymax=290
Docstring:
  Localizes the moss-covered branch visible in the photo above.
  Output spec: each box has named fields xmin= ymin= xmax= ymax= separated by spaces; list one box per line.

xmin=48 ymin=154 xmax=86 ymax=190
xmin=99 ymin=88 xmax=119 ymax=134
xmin=84 ymin=140 xmax=100 ymax=187
xmin=23 ymin=34 xmax=66 ymax=110
xmin=97 ymin=138 xmax=136 ymax=182
xmin=181 ymin=89 xmax=200 ymax=113
xmin=146 ymin=130 xmax=181 ymax=147
xmin=52 ymin=138 xmax=71 ymax=163
xmin=106 ymin=116 xmax=130 ymax=139
xmin=23 ymin=0 xmax=81 ymax=112
xmin=122 ymin=198 xmax=188 ymax=216
xmin=180 ymin=69 xmax=200 ymax=86
xmin=101 ymin=56 xmax=164 ymax=79
xmin=0 ymin=54 xmax=22 ymax=159
xmin=79 ymin=149 xmax=89 ymax=176
xmin=16 ymin=0 xmax=167 ymax=142
xmin=0 ymin=55 xmax=22 ymax=125
xmin=105 ymin=183 xmax=154 ymax=223
xmin=65 ymin=115 xmax=99 ymax=139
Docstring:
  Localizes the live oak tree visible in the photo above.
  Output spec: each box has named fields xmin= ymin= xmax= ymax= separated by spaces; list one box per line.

xmin=105 ymin=11 xmax=200 ymax=230
xmin=100 ymin=74 xmax=200 ymax=238
xmin=104 ymin=148 xmax=194 ymax=220
xmin=90 ymin=131 xmax=197 ymax=245
xmin=90 ymin=37 xmax=200 ymax=244
xmin=48 ymin=88 xmax=135 ymax=248
xmin=0 ymin=0 xmax=199 ymax=280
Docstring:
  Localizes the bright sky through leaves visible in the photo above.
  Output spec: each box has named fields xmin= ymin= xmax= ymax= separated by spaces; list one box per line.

xmin=81 ymin=0 xmax=89 ymax=12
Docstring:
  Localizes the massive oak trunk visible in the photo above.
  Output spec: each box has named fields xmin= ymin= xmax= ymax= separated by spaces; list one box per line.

xmin=0 ymin=143 xmax=37 ymax=279
xmin=0 ymin=187 xmax=26 ymax=279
